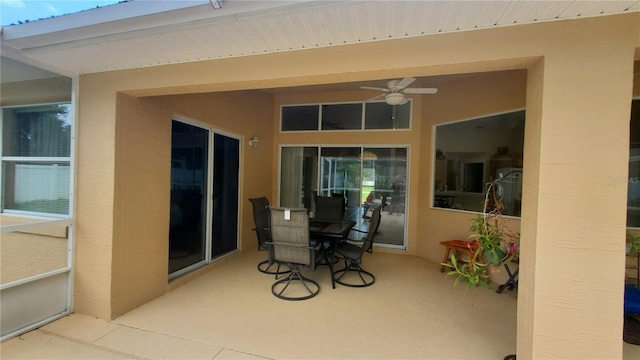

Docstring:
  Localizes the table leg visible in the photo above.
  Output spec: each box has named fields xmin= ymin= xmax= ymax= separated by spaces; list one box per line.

xmin=496 ymin=262 xmax=518 ymax=293
xmin=328 ymin=251 xmax=336 ymax=289
xmin=440 ymin=246 xmax=452 ymax=273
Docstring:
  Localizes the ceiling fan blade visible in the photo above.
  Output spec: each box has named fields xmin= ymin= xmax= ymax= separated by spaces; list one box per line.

xmin=395 ymin=77 xmax=416 ymax=89
xmin=404 ymin=87 xmax=438 ymax=94
xmin=360 ymin=86 xmax=389 ymax=92
xmin=366 ymin=94 xmax=385 ymax=102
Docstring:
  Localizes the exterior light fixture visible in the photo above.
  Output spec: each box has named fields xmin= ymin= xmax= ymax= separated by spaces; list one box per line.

xmin=249 ymin=137 xmax=260 ymax=147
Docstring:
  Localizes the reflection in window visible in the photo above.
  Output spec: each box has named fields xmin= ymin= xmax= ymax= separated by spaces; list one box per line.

xmin=2 ymin=104 xmax=72 ymax=215
xmin=433 ymin=110 xmax=525 ymax=216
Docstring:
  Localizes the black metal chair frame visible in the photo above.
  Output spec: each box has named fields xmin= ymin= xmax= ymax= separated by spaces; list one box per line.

xmin=267 ymin=207 xmax=321 ymax=301
xmin=347 ymin=206 xmax=382 ymax=253
xmin=496 ymin=259 xmax=519 ymax=294
xmin=333 ymin=207 xmax=380 ymax=287
xmin=249 ymin=197 xmax=289 ymax=275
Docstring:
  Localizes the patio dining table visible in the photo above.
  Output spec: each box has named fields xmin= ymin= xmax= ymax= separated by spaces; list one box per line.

xmin=310 ymin=219 xmax=356 ymax=289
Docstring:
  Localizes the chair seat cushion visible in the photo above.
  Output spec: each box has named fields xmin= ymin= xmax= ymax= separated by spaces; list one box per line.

xmin=335 ymin=242 xmax=361 ymax=259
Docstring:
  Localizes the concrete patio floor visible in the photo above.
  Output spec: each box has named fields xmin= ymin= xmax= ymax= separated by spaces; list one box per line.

xmin=1 ymin=250 xmax=639 ymax=359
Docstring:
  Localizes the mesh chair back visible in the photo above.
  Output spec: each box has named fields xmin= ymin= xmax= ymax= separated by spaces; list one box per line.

xmin=361 ymin=207 xmax=381 ymax=257
xmin=268 ymin=207 xmax=312 ymax=266
xmin=314 ymin=195 xmax=345 ymax=221
xmin=249 ymin=197 xmax=270 ymax=251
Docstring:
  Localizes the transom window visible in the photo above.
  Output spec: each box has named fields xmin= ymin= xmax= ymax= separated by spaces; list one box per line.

xmin=281 ymin=101 xmax=411 ymax=131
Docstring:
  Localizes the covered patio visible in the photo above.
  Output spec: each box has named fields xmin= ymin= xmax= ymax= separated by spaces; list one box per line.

xmin=1 ymin=1 xmax=639 ymax=358
xmin=3 ymin=250 xmax=521 ymax=359
xmin=2 ymin=250 xmax=639 ymax=359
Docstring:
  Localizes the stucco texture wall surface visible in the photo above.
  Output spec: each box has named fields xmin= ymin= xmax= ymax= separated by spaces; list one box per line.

xmin=75 ymin=12 xmax=640 ymax=359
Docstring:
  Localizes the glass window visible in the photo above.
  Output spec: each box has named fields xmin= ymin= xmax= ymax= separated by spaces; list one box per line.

xmin=281 ymin=105 xmax=319 ymax=131
xmin=365 ymin=101 xmax=411 ymax=129
xmin=3 ymin=104 xmax=71 ymax=157
xmin=281 ymin=100 xmax=413 ymax=131
xmin=321 ymin=103 xmax=362 ymax=130
xmin=629 ymin=99 xmax=640 ymax=228
xmin=433 ymin=110 xmax=525 ymax=216
xmin=1 ymin=104 xmax=71 ymax=215
xmin=280 ymin=146 xmax=319 ymax=209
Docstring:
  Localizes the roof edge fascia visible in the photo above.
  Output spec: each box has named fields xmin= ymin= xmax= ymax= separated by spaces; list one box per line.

xmin=1 ymin=0 xmax=347 ymax=51
xmin=1 ymin=0 xmax=209 ymax=39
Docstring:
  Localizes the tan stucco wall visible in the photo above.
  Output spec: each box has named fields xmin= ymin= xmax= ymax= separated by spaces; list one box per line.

xmin=108 ymin=91 xmax=274 ymax=318
xmin=76 ymin=12 xmax=640 ymax=358
xmin=273 ymin=69 xmax=527 ymax=258
xmin=0 ymin=76 xmax=71 ymax=107
xmin=419 ymin=70 xmax=526 ymax=260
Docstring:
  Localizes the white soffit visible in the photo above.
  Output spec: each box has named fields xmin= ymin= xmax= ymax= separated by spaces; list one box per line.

xmin=2 ymin=0 xmax=639 ymax=75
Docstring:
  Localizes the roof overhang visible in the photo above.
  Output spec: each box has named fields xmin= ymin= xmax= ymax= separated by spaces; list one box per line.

xmin=1 ymin=0 xmax=639 ymax=79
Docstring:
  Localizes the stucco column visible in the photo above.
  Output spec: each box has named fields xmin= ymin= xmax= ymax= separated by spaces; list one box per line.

xmin=518 ymin=48 xmax=635 ymax=357
xmin=74 ymin=77 xmax=117 ymax=319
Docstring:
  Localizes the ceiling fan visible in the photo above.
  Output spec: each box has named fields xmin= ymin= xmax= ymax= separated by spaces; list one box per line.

xmin=360 ymin=77 xmax=438 ymax=105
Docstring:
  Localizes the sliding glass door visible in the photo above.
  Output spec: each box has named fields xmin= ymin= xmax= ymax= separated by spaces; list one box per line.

xmin=211 ymin=133 xmax=239 ymax=258
xmin=169 ymin=120 xmax=239 ymax=278
xmin=362 ymin=147 xmax=407 ymax=248
xmin=279 ymin=145 xmax=407 ymax=249
xmin=320 ymin=147 xmax=361 ymax=219
xmin=169 ymin=121 xmax=208 ymax=275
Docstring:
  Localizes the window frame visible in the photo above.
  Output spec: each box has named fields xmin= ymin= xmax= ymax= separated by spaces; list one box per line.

xmin=280 ymin=99 xmax=412 ymax=132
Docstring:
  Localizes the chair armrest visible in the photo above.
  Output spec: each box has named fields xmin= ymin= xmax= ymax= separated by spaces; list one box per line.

xmin=266 ymin=241 xmax=315 ymax=250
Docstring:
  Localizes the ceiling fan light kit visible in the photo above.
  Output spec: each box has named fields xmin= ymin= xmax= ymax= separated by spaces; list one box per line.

xmin=385 ymin=93 xmax=407 ymax=105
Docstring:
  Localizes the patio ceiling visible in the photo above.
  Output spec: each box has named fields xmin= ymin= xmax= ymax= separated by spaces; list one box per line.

xmin=1 ymin=0 xmax=639 ymax=86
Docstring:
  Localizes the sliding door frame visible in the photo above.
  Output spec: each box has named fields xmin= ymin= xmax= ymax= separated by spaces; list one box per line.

xmin=169 ymin=116 xmax=241 ymax=281
xmin=277 ymin=143 xmax=410 ymax=250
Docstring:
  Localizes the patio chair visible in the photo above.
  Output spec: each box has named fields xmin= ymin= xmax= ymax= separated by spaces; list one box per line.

xmin=313 ymin=194 xmax=345 ymax=221
xmin=249 ymin=197 xmax=288 ymax=275
xmin=267 ymin=207 xmax=322 ymax=300
xmin=310 ymin=194 xmax=346 ymax=263
xmin=363 ymin=193 xmax=387 ymax=220
xmin=347 ymin=204 xmax=381 ymax=253
xmin=332 ymin=206 xmax=380 ymax=287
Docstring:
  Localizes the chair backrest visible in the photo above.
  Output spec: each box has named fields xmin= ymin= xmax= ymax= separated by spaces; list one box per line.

xmin=249 ymin=197 xmax=270 ymax=250
xmin=313 ymin=195 xmax=345 ymax=221
xmin=361 ymin=207 xmax=381 ymax=256
xmin=267 ymin=207 xmax=313 ymax=267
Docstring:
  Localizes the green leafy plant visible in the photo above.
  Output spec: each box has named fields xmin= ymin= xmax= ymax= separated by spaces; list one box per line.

xmin=442 ymin=173 xmax=521 ymax=289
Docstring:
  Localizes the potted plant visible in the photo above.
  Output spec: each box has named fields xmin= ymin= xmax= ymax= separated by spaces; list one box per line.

xmin=442 ymin=172 xmax=520 ymax=289
xmin=627 ymin=231 xmax=640 ymax=288
xmin=628 ymin=231 xmax=640 ymax=256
